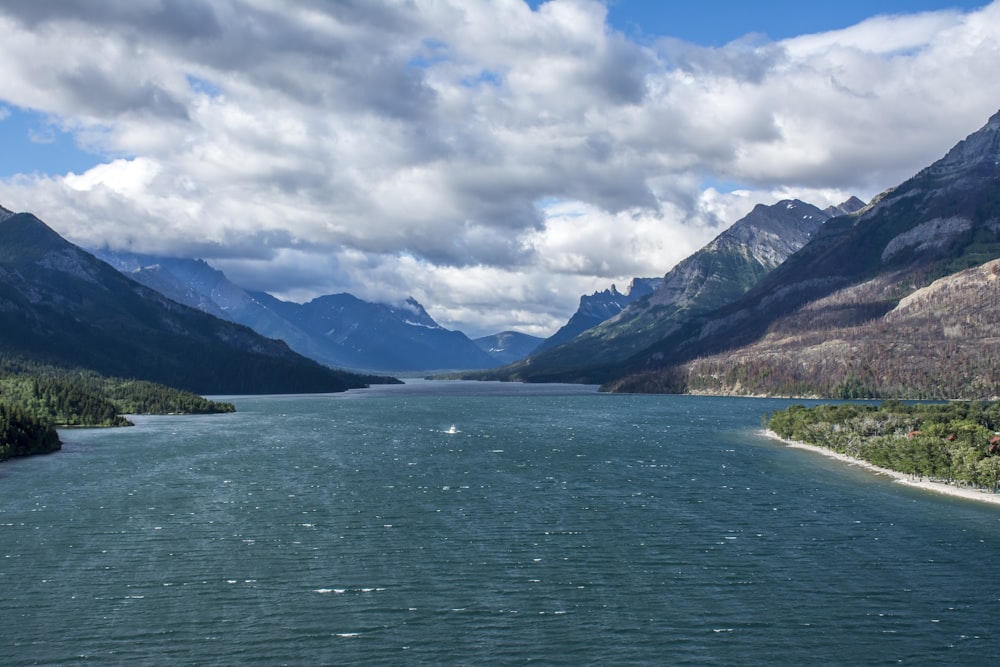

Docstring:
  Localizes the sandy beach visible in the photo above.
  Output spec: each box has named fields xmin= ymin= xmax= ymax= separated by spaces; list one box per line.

xmin=762 ymin=429 xmax=1000 ymax=506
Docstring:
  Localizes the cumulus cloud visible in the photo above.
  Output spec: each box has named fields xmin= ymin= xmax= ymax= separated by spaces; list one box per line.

xmin=0 ymin=0 xmax=999 ymax=337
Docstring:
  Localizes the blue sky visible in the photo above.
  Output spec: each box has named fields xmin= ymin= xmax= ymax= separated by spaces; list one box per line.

xmin=603 ymin=0 xmax=989 ymax=44
xmin=1 ymin=1 xmax=998 ymax=336
xmin=0 ymin=108 xmax=101 ymax=178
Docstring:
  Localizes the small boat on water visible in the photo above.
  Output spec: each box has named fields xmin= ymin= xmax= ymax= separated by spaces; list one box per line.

xmin=445 ymin=425 xmax=459 ymax=434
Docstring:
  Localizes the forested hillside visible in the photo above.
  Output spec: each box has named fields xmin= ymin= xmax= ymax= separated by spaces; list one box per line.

xmin=0 ymin=357 xmax=236 ymax=462
xmin=0 ymin=402 xmax=61 ymax=461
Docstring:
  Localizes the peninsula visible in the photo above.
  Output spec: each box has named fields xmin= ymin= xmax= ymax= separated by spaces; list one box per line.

xmin=764 ymin=401 xmax=1000 ymax=505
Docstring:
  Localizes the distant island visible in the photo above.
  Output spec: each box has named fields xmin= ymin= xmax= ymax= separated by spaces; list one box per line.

xmin=0 ymin=357 xmax=236 ymax=462
xmin=765 ymin=401 xmax=1000 ymax=504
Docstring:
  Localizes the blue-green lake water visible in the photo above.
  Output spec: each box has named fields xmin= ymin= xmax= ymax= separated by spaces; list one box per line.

xmin=3 ymin=381 xmax=1000 ymax=665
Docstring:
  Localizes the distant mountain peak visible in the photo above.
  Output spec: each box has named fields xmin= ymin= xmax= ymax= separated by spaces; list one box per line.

xmin=473 ymin=330 xmax=544 ymax=365
xmin=531 ymin=276 xmax=659 ymax=354
xmin=396 ymin=296 xmax=441 ymax=329
xmin=589 ymin=277 xmax=658 ymax=305
xmin=668 ymin=197 xmax=832 ymax=290
xmin=823 ymin=195 xmax=866 ymax=217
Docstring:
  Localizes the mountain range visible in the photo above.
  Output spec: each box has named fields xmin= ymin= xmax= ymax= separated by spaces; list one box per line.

xmin=81 ymin=191 xmax=865 ymax=378
xmin=451 ymin=109 xmax=1000 ymax=399
xmin=480 ymin=109 xmax=1000 ymax=398
xmin=0 ymin=212 xmax=390 ymax=394
xmin=92 ymin=250 xmax=501 ymax=373
xmin=464 ymin=195 xmax=863 ymax=383
xmin=4 ymin=107 xmax=999 ymax=400
xmin=603 ymin=110 xmax=1000 ymax=399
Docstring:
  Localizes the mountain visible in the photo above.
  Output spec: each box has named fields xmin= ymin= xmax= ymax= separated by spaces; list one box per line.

xmin=664 ymin=258 xmax=1000 ymax=399
xmin=92 ymin=252 xmax=233 ymax=317
xmin=534 ymin=278 xmax=659 ymax=353
xmin=469 ymin=197 xmax=842 ymax=383
xmin=94 ymin=250 xmax=497 ymax=372
xmin=92 ymin=251 xmax=339 ymax=365
xmin=823 ymin=195 xmax=866 ymax=217
xmin=272 ymin=293 xmax=498 ymax=372
xmin=474 ymin=331 xmax=544 ymax=365
xmin=0 ymin=212 xmax=387 ymax=394
xmin=606 ymin=109 xmax=1000 ymax=398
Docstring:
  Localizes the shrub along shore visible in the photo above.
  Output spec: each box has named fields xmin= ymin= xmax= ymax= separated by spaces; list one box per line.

xmin=764 ymin=429 xmax=1000 ymax=506
xmin=765 ymin=400 xmax=1000 ymax=503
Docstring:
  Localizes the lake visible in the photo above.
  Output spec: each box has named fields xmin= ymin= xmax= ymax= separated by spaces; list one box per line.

xmin=2 ymin=381 xmax=999 ymax=665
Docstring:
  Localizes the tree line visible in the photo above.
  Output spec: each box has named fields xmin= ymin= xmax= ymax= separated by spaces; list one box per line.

xmin=0 ymin=355 xmax=235 ymax=462
xmin=0 ymin=402 xmax=61 ymax=461
xmin=766 ymin=400 xmax=1000 ymax=491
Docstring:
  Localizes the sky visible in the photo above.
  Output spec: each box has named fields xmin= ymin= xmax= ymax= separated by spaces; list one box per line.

xmin=1 ymin=1 xmax=999 ymax=339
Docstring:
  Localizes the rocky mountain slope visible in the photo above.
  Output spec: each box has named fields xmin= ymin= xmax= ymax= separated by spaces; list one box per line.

xmin=534 ymin=278 xmax=659 ymax=353
xmin=93 ymin=252 xmax=337 ymax=365
xmin=470 ymin=197 xmax=844 ymax=382
xmin=607 ymin=110 xmax=1000 ymax=398
xmin=0 ymin=213 xmax=386 ymax=394
xmin=617 ymin=258 xmax=1000 ymax=399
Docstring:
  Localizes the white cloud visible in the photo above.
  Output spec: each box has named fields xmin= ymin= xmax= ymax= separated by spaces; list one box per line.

xmin=65 ymin=157 xmax=161 ymax=196
xmin=782 ymin=10 xmax=962 ymax=56
xmin=0 ymin=0 xmax=999 ymax=337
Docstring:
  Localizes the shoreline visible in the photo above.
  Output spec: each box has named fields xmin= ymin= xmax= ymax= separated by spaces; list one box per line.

xmin=762 ymin=429 xmax=1000 ymax=506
